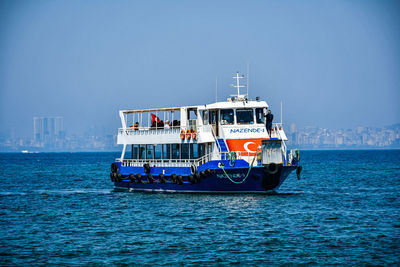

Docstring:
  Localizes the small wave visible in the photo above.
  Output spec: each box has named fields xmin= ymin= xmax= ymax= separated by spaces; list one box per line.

xmin=269 ymin=191 xmax=303 ymax=195
xmin=0 ymin=192 xmax=27 ymax=196
xmin=32 ymin=189 xmax=111 ymax=195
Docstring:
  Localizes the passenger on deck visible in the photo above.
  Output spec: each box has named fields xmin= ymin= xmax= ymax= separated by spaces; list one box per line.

xmin=173 ymin=120 xmax=180 ymax=127
xmin=134 ymin=122 xmax=139 ymax=131
xmin=165 ymin=120 xmax=171 ymax=129
xmin=264 ymin=110 xmax=274 ymax=138
xmin=151 ymin=121 xmax=157 ymax=129
xmin=157 ymin=120 xmax=164 ymax=128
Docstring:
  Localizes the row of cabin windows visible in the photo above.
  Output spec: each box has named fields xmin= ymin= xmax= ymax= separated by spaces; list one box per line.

xmin=130 ymin=143 xmax=209 ymax=160
xmin=202 ymin=108 xmax=265 ymax=125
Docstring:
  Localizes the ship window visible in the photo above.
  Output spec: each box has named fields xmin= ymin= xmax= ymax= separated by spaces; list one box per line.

xmin=146 ymin=144 xmax=154 ymax=159
xmin=188 ymin=109 xmax=198 ymax=120
xmin=220 ymin=109 xmax=234 ymax=125
xmin=154 ymin=144 xmax=162 ymax=159
xmin=256 ymin=108 xmax=265 ymax=124
xmin=236 ymin=109 xmax=254 ymax=124
xmin=132 ymin=145 xmax=139 ymax=159
xmin=202 ymin=110 xmax=209 ymax=125
xmin=198 ymin=143 xmax=205 ymax=158
xmin=207 ymin=143 xmax=213 ymax=154
xmin=181 ymin=144 xmax=189 ymax=159
xmin=162 ymin=144 xmax=171 ymax=159
xmin=209 ymin=110 xmax=217 ymax=124
xmin=172 ymin=144 xmax=180 ymax=159
xmin=190 ymin=144 xmax=199 ymax=159
xmin=139 ymin=145 xmax=145 ymax=159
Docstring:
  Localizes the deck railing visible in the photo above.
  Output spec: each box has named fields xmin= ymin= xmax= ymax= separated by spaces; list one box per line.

xmin=118 ymin=126 xmax=183 ymax=136
xmin=118 ymin=123 xmax=284 ymax=137
xmin=117 ymin=150 xmax=260 ymax=168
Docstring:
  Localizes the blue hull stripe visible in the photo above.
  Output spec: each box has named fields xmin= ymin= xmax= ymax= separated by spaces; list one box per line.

xmin=113 ymin=165 xmax=296 ymax=193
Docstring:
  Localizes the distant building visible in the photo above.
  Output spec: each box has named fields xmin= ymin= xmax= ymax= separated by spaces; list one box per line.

xmin=33 ymin=117 xmax=64 ymax=146
xmin=289 ymin=123 xmax=296 ymax=134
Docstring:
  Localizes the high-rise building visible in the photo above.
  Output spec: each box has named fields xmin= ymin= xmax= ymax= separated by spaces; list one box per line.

xmin=33 ymin=117 xmax=64 ymax=144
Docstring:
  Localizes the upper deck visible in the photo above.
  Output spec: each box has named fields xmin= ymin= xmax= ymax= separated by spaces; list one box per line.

xmin=115 ymin=72 xmax=291 ymax=165
xmin=117 ymin=72 xmax=288 ymax=146
xmin=117 ymin=99 xmax=287 ymax=145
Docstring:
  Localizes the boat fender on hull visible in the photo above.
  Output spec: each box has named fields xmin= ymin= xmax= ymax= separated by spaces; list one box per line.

xmin=143 ymin=163 xmax=151 ymax=174
xmin=191 ymin=165 xmax=197 ymax=174
xmin=194 ymin=173 xmax=201 ymax=183
xmin=111 ymin=163 xmax=118 ymax=173
xmin=171 ymin=174 xmax=177 ymax=184
xmin=188 ymin=174 xmax=195 ymax=184
xmin=159 ymin=173 xmax=166 ymax=183
xmin=129 ymin=173 xmax=135 ymax=183
xmin=266 ymin=162 xmax=278 ymax=175
xmin=135 ymin=174 xmax=142 ymax=183
xmin=177 ymin=175 xmax=183 ymax=185
xmin=147 ymin=174 xmax=154 ymax=184
xmin=262 ymin=164 xmax=283 ymax=190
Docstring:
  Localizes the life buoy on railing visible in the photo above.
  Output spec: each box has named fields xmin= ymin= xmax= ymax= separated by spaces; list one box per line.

xmin=192 ymin=129 xmax=197 ymax=140
xmin=180 ymin=129 xmax=185 ymax=140
xmin=186 ymin=129 xmax=191 ymax=140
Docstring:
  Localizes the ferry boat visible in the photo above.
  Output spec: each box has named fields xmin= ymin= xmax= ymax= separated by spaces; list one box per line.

xmin=110 ymin=72 xmax=301 ymax=193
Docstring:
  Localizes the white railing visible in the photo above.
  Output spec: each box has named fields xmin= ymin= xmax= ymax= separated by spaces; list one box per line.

xmin=119 ymin=158 xmax=197 ymax=167
xmin=117 ymin=150 xmax=259 ymax=168
xmin=118 ymin=127 xmax=182 ymax=136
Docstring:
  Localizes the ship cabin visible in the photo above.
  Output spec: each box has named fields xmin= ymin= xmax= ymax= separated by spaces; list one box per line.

xmin=117 ymin=95 xmax=289 ymax=168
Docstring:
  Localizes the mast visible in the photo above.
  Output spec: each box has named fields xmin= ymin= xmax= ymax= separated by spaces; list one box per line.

xmin=247 ymin=63 xmax=249 ymax=98
xmin=216 ymin=76 xmax=218 ymax=102
xmin=230 ymin=72 xmax=246 ymax=100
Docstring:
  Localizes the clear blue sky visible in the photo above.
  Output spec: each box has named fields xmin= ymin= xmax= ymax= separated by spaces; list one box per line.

xmin=1 ymin=0 xmax=399 ymax=137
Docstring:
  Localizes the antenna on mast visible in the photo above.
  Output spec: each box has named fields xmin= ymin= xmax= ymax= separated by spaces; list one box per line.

xmin=215 ymin=76 xmax=218 ymax=102
xmin=281 ymin=100 xmax=283 ymax=124
xmin=230 ymin=72 xmax=246 ymax=101
xmin=247 ymin=63 xmax=249 ymax=98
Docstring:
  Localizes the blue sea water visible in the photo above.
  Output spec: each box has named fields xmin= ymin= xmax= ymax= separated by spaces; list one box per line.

xmin=0 ymin=150 xmax=399 ymax=265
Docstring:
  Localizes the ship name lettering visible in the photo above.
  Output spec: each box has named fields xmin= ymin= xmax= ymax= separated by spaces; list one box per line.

xmin=229 ymin=128 xmax=265 ymax=134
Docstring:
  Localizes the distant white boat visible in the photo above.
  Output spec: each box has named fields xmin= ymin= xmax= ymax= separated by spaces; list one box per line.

xmin=21 ymin=150 xmax=29 ymax=153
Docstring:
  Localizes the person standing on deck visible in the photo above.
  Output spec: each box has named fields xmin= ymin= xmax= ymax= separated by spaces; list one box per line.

xmin=264 ymin=110 xmax=274 ymax=138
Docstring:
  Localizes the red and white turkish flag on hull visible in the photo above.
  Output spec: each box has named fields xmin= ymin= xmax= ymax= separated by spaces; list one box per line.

xmin=226 ymin=138 xmax=268 ymax=156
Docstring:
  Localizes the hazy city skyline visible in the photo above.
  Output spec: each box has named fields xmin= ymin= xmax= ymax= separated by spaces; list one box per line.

xmin=1 ymin=0 xmax=399 ymax=139
xmin=0 ymin=117 xmax=398 ymax=152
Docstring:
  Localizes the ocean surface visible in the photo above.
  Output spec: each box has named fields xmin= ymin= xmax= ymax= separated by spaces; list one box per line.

xmin=0 ymin=150 xmax=399 ymax=265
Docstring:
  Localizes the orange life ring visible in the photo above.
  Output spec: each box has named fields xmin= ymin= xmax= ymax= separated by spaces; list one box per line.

xmin=186 ymin=129 xmax=191 ymax=140
xmin=192 ymin=129 xmax=197 ymax=140
xmin=129 ymin=125 xmax=134 ymax=130
xmin=180 ymin=129 xmax=185 ymax=140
